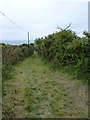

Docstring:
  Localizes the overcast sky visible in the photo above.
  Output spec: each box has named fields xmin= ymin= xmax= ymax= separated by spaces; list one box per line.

xmin=0 ymin=0 xmax=89 ymax=44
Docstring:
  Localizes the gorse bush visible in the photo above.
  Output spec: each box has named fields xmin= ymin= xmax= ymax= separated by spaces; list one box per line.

xmin=35 ymin=29 xmax=90 ymax=82
xmin=2 ymin=46 xmax=23 ymax=65
xmin=2 ymin=44 xmax=34 ymax=81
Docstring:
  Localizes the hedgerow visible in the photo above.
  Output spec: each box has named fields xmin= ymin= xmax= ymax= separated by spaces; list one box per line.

xmin=35 ymin=29 xmax=90 ymax=82
xmin=2 ymin=44 xmax=34 ymax=81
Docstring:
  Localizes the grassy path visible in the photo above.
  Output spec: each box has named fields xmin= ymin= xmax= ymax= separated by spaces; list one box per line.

xmin=3 ymin=54 xmax=88 ymax=118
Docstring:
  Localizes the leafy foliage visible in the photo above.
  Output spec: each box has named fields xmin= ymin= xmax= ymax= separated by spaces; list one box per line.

xmin=2 ymin=44 xmax=34 ymax=81
xmin=83 ymin=31 xmax=90 ymax=39
xmin=35 ymin=29 xmax=90 ymax=82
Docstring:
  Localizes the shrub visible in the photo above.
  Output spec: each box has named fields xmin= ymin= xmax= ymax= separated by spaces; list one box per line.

xmin=35 ymin=29 xmax=90 ymax=82
xmin=2 ymin=44 xmax=34 ymax=81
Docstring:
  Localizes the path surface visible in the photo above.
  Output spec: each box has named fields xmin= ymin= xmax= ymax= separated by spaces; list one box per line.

xmin=3 ymin=54 xmax=88 ymax=118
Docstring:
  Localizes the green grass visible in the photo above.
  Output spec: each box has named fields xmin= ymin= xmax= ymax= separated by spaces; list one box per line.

xmin=3 ymin=53 xmax=88 ymax=118
xmin=41 ymin=57 xmax=89 ymax=85
xmin=58 ymin=65 xmax=89 ymax=85
xmin=23 ymin=54 xmax=88 ymax=118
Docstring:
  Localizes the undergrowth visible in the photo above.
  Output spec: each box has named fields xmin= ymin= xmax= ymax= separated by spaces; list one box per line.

xmin=35 ymin=29 xmax=90 ymax=85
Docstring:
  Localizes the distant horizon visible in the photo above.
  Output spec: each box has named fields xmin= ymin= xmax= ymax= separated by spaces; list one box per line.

xmin=1 ymin=39 xmax=34 ymax=45
xmin=0 ymin=28 xmax=87 ymax=45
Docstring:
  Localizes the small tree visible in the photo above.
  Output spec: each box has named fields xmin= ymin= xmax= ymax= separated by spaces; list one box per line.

xmin=83 ymin=31 xmax=90 ymax=39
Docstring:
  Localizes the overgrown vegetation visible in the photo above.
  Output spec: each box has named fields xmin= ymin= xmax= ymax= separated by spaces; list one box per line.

xmin=2 ymin=43 xmax=34 ymax=81
xmin=2 ymin=46 xmax=88 ymax=118
xmin=2 ymin=54 xmax=88 ymax=118
xmin=35 ymin=28 xmax=90 ymax=84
